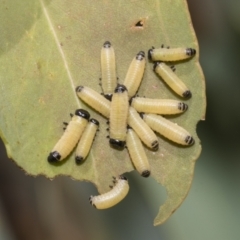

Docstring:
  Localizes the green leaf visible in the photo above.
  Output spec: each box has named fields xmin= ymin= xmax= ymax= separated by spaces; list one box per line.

xmin=0 ymin=0 xmax=206 ymax=226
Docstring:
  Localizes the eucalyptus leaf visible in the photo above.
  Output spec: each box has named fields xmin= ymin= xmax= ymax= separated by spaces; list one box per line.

xmin=0 ymin=0 xmax=206 ymax=226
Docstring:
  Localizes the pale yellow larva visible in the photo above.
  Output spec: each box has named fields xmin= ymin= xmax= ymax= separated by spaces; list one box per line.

xmin=131 ymin=97 xmax=188 ymax=115
xmin=75 ymin=118 xmax=99 ymax=164
xmin=89 ymin=175 xmax=129 ymax=209
xmin=127 ymin=106 xmax=159 ymax=150
xmin=142 ymin=113 xmax=195 ymax=145
xmin=109 ymin=84 xmax=129 ymax=149
xmin=123 ymin=51 xmax=146 ymax=98
xmin=148 ymin=47 xmax=196 ymax=62
xmin=76 ymin=85 xmax=111 ymax=118
xmin=48 ymin=109 xmax=90 ymax=163
xmin=126 ymin=128 xmax=151 ymax=177
xmin=154 ymin=62 xmax=192 ymax=98
xmin=101 ymin=41 xmax=117 ymax=100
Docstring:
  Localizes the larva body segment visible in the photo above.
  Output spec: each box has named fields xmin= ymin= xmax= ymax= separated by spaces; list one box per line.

xmin=109 ymin=84 xmax=129 ymax=149
xmin=75 ymin=118 xmax=99 ymax=164
xmin=89 ymin=176 xmax=129 ymax=209
xmin=143 ymin=113 xmax=195 ymax=146
xmin=123 ymin=51 xmax=146 ymax=98
xmin=148 ymin=47 xmax=196 ymax=62
xmin=131 ymin=97 xmax=188 ymax=115
xmin=126 ymin=128 xmax=151 ymax=177
xmin=48 ymin=109 xmax=90 ymax=163
xmin=101 ymin=41 xmax=117 ymax=100
xmin=76 ymin=86 xmax=111 ymax=118
xmin=127 ymin=107 xmax=159 ymax=150
xmin=154 ymin=62 xmax=192 ymax=98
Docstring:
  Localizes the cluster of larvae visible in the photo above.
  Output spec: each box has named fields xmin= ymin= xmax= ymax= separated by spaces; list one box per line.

xmin=48 ymin=109 xmax=99 ymax=164
xmin=48 ymin=41 xmax=196 ymax=209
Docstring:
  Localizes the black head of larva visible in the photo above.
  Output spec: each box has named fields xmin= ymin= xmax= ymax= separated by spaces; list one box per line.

xmin=139 ymin=112 xmax=144 ymax=119
xmin=90 ymin=118 xmax=99 ymax=126
xmin=129 ymin=97 xmax=133 ymax=105
xmin=178 ymin=102 xmax=188 ymax=112
xmin=153 ymin=61 xmax=162 ymax=71
xmin=109 ymin=138 xmax=125 ymax=149
xmin=75 ymin=156 xmax=84 ymax=165
xmin=136 ymin=51 xmax=145 ymax=61
xmin=182 ymin=90 xmax=192 ymax=99
xmin=48 ymin=151 xmax=61 ymax=163
xmin=75 ymin=85 xmax=84 ymax=92
xmin=104 ymin=93 xmax=112 ymax=101
xmin=151 ymin=140 xmax=159 ymax=151
xmin=185 ymin=136 xmax=195 ymax=145
xmin=75 ymin=109 xmax=90 ymax=120
xmin=127 ymin=125 xmax=132 ymax=130
xmin=186 ymin=48 xmax=196 ymax=56
xmin=114 ymin=84 xmax=127 ymax=93
xmin=103 ymin=41 xmax=111 ymax=48
xmin=119 ymin=175 xmax=128 ymax=181
xmin=148 ymin=48 xmax=153 ymax=60
xmin=141 ymin=170 xmax=151 ymax=178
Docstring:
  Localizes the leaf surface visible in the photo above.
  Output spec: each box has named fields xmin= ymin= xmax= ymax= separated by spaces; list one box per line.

xmin=0 ymin=0 xmax=206 ymax=225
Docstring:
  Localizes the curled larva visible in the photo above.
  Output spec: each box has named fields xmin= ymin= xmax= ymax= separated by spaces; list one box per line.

xmin=75 ymin=118 xmax=99 ymax=164
xmin=142 ymin=113 xmax=195 ymax=146
xmin=109 ymin=84 xmax=129 ymax=149
xmin=131 ymin=97 xmax=188 ymax=115
xmin=101 ymin=41 xmax=117 ymax=100
xmin=76 ymin=85 xmax=111 ymax=118
xmin=89 ymin=175 xmax=129 ymax=209
xmin=148 ymin=46 xmax=196 ymax=62
xmin=48 ymin=109 xmax=90 ymax=163
xmin=123 ymin=51 xmax=146 ymax=98
xmin=127 ymin=106 xmax=159 ymax=150
xmin=154 ymin=61 xmax=192 ymax=98
xmin=126 ymin=128 xmax=151 ymax=177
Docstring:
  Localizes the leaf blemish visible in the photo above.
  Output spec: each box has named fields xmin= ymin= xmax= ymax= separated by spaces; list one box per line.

xmin=130 ymin=17 xmax=148 ymax=30
xmin=135 ymin=20 xmax=144 ymax=27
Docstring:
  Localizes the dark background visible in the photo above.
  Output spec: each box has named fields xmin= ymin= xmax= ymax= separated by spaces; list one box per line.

xmin=0 ymin=0 xmax=240 ymax=239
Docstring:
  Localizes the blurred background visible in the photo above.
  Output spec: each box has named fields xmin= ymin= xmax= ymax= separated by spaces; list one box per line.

xmin=0 ymin=0 xmax=240 ymax=239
